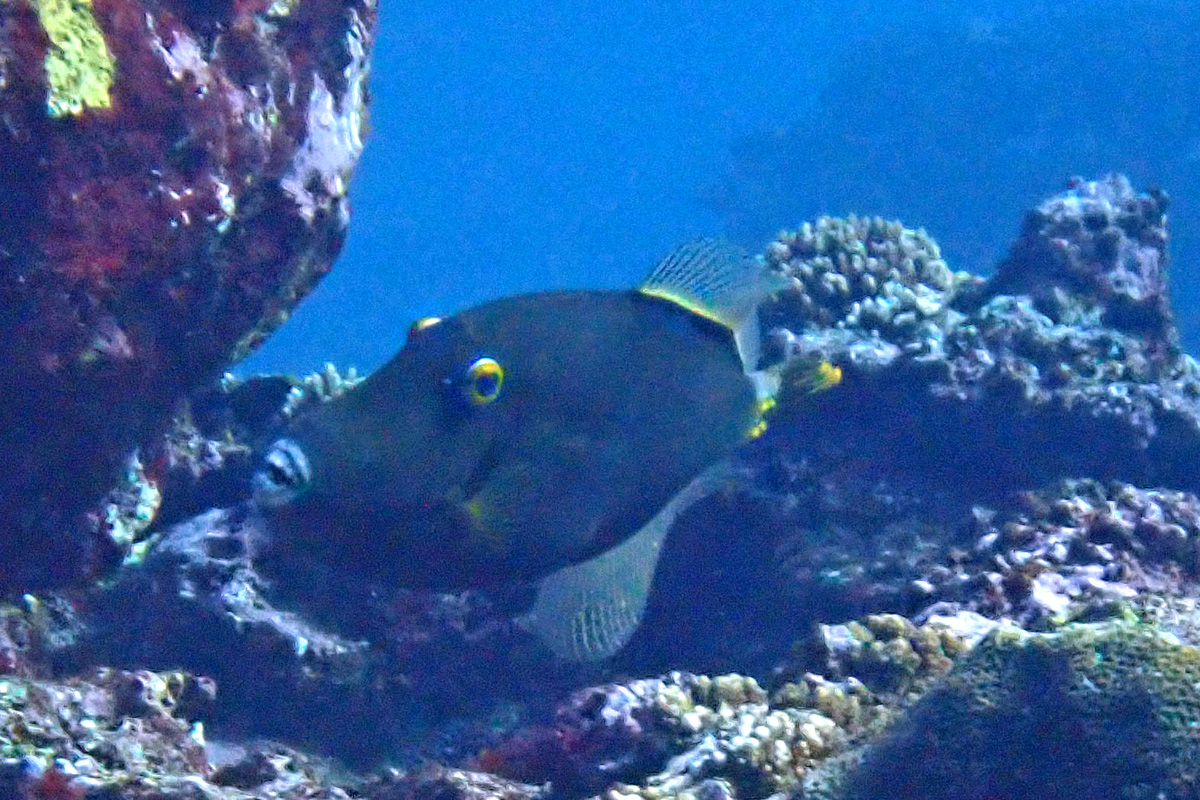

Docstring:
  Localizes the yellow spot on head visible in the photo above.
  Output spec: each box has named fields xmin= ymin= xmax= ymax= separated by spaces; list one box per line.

xmin=407 ymin=316 xmax=442 ymax=340
xmin=33 ymin=0 xmax=115 ymax=117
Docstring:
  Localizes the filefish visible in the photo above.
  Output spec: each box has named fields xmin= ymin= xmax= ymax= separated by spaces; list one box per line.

xmin=252 ymin=241 xmax=839 ymax=661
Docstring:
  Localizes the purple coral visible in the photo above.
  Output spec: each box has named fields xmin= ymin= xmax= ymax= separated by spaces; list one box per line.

xmin=480 ymin=676 xmax=690 ymax=794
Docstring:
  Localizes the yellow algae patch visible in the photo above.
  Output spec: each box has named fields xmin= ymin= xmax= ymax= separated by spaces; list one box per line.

xmin=31 ymin=0 xmax=114 ymax=117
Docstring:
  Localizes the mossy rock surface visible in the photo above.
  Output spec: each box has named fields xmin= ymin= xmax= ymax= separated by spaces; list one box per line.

xmin=841 ymin=620 xmax=1200 ymax=800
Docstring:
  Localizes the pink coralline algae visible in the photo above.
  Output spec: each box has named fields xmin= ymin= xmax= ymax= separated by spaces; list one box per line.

xmin=0 ymin=0 xmax=375 ymax=587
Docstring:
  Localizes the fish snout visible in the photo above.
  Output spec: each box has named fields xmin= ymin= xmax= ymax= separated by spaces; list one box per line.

xmin=252 ymin=437 xmax=312 ymax=507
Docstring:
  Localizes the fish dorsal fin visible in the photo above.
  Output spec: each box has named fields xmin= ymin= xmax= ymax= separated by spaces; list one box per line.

xmin=638 ymin=239 xmax=787 ymax=379
xmin=516 ymin=465 xmax=727 ymax=662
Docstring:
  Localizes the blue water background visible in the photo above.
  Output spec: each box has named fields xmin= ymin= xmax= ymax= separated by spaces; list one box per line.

xmin=241 ymin=0 xmax=1200 ymax=375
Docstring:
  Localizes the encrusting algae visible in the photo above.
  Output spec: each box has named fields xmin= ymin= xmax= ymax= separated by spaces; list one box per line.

xmin=29 ymin=0 xmax=114 ymax=117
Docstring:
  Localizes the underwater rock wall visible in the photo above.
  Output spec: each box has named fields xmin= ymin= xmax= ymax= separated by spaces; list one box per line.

xmin=0 ymin=0 xmax=375 ymax=588
xmin=7 ymin=174 xmax=1200 ymax=799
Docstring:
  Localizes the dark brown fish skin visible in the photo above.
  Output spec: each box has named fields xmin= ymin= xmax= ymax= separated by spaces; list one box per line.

xmin=263 ymin=289 xmax=758 ymax=591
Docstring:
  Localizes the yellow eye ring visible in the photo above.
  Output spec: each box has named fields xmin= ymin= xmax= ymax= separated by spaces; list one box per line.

xmin=463 ymin=357 xmax=504 ymax=405
xmin=408 ymin=316 xmax=442 ymax=340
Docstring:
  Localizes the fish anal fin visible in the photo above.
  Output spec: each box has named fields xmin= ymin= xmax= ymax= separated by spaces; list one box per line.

xmin=516 ymin=510 xmax=666 ymax=661
xmin=516 ymin=465 xmax=728 ymax=662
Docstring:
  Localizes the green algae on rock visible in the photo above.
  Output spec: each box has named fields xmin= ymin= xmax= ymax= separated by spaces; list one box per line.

xmin=29 ymin=0 xmax=114 ymax=116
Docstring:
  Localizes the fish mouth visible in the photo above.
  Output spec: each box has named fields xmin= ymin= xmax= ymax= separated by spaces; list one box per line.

xmin=253 ymin=438 xmax=312 ymax=507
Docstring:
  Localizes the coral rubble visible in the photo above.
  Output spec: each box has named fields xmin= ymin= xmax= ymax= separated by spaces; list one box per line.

xmin=0 ymin=0 xmax=376 ymax=588
xmin=374 ymin=766 xmax=548 ymax=800
xmin=0 ymin=663 xmax=381 ymax=800
xmin=482 ymin=670 xmax=884 ymax=800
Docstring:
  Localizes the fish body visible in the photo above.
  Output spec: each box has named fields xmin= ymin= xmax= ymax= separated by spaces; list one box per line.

xmin=253 ymin=241 xmax=833 ymax=659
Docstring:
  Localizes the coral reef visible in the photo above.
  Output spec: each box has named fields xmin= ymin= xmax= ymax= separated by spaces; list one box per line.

xmin=0 ymin=663 xmax=396 ymax=800
xmin=373 ymin=766 xmax=547 ymax=800
xmin=985 ymin=174 xmax=1175 ymax=347
xmin=75 ymin=502 xmax=549 ymax=765
xmin=677 ymin=176 xmax=1200 ymax=648
xmin=0 ymin=597 xmax=87 ymax=677
xmin=0 ymin=0 xmax=376 ymax=589
xmin=480 ymin=670 xmax=889 ymax=799
xmin=763 ymin=175 xmax=1200 ymax=495
xmin=841 ymin=620 xmax=1200 ymax=800
xmin=11 ymin=174 xmax=1200 ymax=800
xmin=760 ymin=476 xmax=1200 ymax=630
xmin=762 ymin=214 xmax=967 ymax=347
xmin=805 ymin=613 xmax=969 ymax=696
xmin=0 ymin=668 xmax=213 ymax=771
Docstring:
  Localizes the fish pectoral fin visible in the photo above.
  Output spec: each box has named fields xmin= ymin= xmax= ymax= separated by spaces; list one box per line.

xmin=515 ymin=464 xmax=729 ymax=662
xmin=461 ymin=457 xmax=540 ymax=544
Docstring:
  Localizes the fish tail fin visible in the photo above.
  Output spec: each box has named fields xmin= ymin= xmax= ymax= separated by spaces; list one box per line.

xmin=638 ymin=239 xmax=788 ymax=376
xmin=516 ymin=466 xmax=727 ymax=661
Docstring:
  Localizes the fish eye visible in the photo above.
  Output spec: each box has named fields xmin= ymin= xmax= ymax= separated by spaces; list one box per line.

xmin=407 ymin=316 xmax=442 ymax=341
xmin=462 ymin=356 xmax=504 ymax=405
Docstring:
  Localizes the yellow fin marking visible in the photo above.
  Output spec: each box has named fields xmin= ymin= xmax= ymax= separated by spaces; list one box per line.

xmin=637 ymin=286 xmax=738 ymax=330
xmin=637 ymin=239 xmax=783 ymax=336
